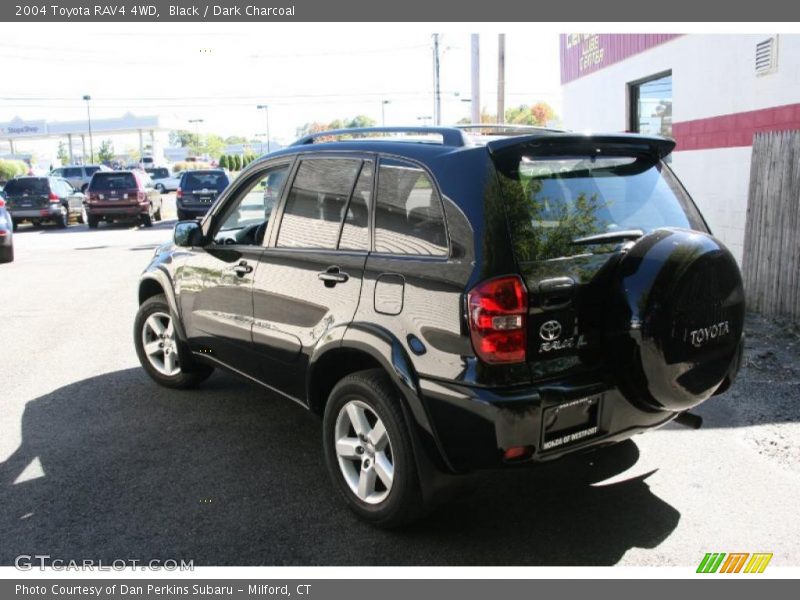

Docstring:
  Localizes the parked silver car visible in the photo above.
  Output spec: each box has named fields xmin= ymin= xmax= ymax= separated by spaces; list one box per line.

xmin=50 ymin=164 xmax=112 ymax=192
xmin=145 ymin=167 xmax=181 ymax=193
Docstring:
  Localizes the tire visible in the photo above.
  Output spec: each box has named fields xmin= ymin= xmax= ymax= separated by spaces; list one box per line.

xmin=154 ymin=205 xmax=162 ymax=221
xmin=177 ymin=209 xmax=188 ymax=221
xmin=78 ymin=207 xmax=87 ymax=224
xmin=155 ymin=183 xmax=164 ymax=193
xmin=11 ymin=220 xmax=18 ymax=232
xmin=87 ymin=214 xmax=99 ymax=229
xmin=81 ymin=184 xmax=88 ymax=193
xmin=56 ymin=205 xmax=69 ymax=228
xmin=133 ymin=294 xmax=213 ymax=389
xmin=140 ymin=212 xmax=153 ymax=228
xmin=323 ymin=369 xmax=424 ymax=527
xmin=0 ymin=244 xmax=13 ymax=263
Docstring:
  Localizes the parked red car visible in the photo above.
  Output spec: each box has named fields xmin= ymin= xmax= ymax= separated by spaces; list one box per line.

xmin=84 ymin=170 xmax=162 ymax=228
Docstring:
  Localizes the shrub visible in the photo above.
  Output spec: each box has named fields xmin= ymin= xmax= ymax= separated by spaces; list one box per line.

xmin=0 ymin=159 xmax=29 ymax=182
xmin=219 ymin=155 xmax=229 ymax=170
xmin=172 ymin=161 xmax=211 ymax=173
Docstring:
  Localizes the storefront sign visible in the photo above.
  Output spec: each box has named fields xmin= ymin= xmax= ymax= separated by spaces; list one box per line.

xmin=560 ymin=34 xmax=680 ymax=84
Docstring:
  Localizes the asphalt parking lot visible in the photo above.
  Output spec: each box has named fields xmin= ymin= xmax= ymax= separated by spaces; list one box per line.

xmin=1 ymin=195 xmax=799 ymax=567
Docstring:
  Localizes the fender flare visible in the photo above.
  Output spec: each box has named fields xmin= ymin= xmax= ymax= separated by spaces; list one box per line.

xmin=309 ymin=322 xmax=457 ymax=475
xmin=138 ymin=268 xmax=188 ymax=342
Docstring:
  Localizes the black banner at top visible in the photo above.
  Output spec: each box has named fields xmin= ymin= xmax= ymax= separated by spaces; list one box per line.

xmin=2 ymin=0 xmax=800 ymax=22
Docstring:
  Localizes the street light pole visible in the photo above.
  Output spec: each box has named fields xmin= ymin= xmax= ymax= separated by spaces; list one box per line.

xmin=188 ymin=119 xmax=203 ymax=156
xmin=82 ymin=95 xmax=93 ymax=164
xmin=381 ymin=100 xmax=391 ymax=126
xmin=257 ymin=105 xmax=271 ymax=152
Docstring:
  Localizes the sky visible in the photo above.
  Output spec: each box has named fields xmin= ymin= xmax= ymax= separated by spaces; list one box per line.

xmin=0 ymin=23 xmax=562 ymax=157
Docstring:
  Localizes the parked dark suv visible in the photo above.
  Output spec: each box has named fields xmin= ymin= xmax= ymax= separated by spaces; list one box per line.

xmin=176 ymin=169 xmax=231 ymax=220
xmin=134 ymin=126 xmax=745 ymax=526
xmin=2 ymin=176 xmax=85 ymax=229
xmin=85 ymin=170 xmax=162 ymax=228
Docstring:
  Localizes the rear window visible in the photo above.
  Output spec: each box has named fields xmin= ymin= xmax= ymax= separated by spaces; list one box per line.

xmin=89 ymin=173 xmax=138 ymax=190
xmin=85 ymin=166 xmax=102 ymax=175
xmin=494 ymin=151 xmax=705 ymax=262
xmin=4 ymin=178 xmax=49 ymax=195
xmin=182 ymin=171 xmax=228 ymax=191
xmin=147 ymin=168 xmax=170 ymax=179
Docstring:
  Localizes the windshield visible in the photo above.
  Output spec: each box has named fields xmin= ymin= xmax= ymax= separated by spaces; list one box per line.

xmin=89 ymin=173 xmax=138 ymax=190
xmin=182 ymin=171 xmax=228 ymax=191
xmin=495 ymin=152 xmax=706 ymax=262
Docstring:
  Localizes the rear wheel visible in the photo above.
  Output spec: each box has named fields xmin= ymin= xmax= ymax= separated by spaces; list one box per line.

xmin=323 ymin=369 xmax=424 ymax=527
xmin=177 ymin=209 xmax=188 ymax=221
xmin=0 ymin=244 xmax=13 ymax=263
xmin=56 ymin=205 xmax=69 ymax=228
xmin=87 ymin=214 xmax=99 ymax=229
xmin=140 ymin=211 xmax=153 ymax=228
xmin=11 ymin=220 xmax=18 ymax=232
xmin=134 ymin=294 xmax=213 ymax=389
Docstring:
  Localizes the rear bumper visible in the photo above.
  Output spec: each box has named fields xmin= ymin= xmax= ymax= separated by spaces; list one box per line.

xmin=176 ymin=203 xmax=212 ymax=216
xmin=418 ymin=376 xmax=676 ymax=472
xmin=86 ymin=204 xmax=148 ymax=217
xmin=9 ymin=206 xmax=61 ymax=220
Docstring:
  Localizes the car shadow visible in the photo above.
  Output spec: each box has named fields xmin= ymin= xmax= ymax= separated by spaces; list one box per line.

xmin=0 ymin=368 xmax=679 ymax=566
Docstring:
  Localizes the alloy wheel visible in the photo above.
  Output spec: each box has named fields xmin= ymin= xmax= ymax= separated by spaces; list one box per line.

xmin=334 ymin=399 xmax=394 ymax=504
xmin=141 ymin=311 xmax=181 ymax=376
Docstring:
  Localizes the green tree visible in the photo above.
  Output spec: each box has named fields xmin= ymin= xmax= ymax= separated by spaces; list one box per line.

xmin=97 ymin=140 xmax=115 ymax=163
xmin=233 ymin=154 xmax=242 ymax=171
xmin=224 ymin=135 xmax=248 ymax=145
xmin=57 ymin=141 xmax=69 ymax=166
xmin=346 ymin=115 xmax=376 ymax=129
xmin=504 ymin=102 xmax=557 ymax=126
xmin=219 ymin=155 xmax=228 ymax=170
xmin=169 ymin=130 xmax=197 ymax=148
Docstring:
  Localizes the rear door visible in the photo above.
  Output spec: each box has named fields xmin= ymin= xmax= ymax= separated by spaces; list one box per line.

xmin=3 ymin=178 xmax=50 ymax=211
xmin=58 ymin=179 xmax=83 ymax=215
xmin=252 ymin=155 xmax=371 ymax=400
xmin=488 ymin=136 xmax=708 ymax=373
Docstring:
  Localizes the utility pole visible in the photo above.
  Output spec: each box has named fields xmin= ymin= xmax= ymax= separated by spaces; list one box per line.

xmin=381 ymin=100 xmax=391 ymax=126
xmin=497 ymin=34 xmax=506 ymax=124
xmin=470 ymin=34 xmax=480 ymax=124
xmin=82 ymin=95 xmax=94 ymax=163
xmin=432 ymin=34 xmax=441 ymax=126
xmin=257 ymin=105 xmax=271 ymax=152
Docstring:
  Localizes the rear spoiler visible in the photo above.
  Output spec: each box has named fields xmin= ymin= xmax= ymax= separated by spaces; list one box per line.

xmin=486 ymin=133 xmax=676 ymax=160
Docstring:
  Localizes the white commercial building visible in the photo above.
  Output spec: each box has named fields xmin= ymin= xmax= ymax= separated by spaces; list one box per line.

xmin=560 ymin=34 xmax=800 ymax=263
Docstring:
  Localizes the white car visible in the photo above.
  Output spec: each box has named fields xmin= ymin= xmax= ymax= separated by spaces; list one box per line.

xmin=145 ymin=168 xmax=181 ymax=193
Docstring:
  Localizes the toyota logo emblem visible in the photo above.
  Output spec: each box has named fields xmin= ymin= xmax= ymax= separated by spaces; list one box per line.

xmin=539 ymin=320 xmax=562 ymax=341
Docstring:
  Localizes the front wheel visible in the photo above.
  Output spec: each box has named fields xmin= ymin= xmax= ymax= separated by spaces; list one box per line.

xmin=323 ymin=369 xmax=423 ymax=527
xmin=56 ymin=205 xmax=69 ymax=228
xmin=140 ymin=211 xmax=153 ymax=228
xmin=134 ymin=294 xmax=213 ymax=389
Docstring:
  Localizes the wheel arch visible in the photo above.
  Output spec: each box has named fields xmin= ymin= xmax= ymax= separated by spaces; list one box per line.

xmin=138 ymin=270 xmax=187 ymax=341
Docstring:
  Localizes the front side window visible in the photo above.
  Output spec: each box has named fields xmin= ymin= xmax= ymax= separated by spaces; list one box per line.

xmin=214 ymin=164 xmax=291 ymax=246
xmin=277 ymin=158 xmax=361 ymax=250
xmin=374 ymin=158 xmax=448 ymax=256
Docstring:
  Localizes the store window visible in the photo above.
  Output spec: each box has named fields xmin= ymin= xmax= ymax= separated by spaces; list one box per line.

xmin=628 ymin=71 xmax=672 ymax=137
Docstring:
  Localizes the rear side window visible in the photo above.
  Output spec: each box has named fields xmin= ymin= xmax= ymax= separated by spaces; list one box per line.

xmin=182 ymin=171 xmax=228 ymax=191
xmin=85 ymin=166 xmax=101 ymax=176
xmin=338 ymin=161 xmax=373 ymax=251
xmin=4 ymin=178 xmax=49 ymax=195
xmin=63 ymin=167 xmax=83 ymax=178
xmin=90 ymin=173 xmax=138 ymax=190
xmin=277 ymin=158 xmax=361 ymax=249
xmin=374 ymin=158 xmax=448 ymax=256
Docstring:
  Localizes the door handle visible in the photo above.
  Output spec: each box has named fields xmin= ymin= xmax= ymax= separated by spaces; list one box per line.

xmin=318 ymin=266 xmax=349 ymax=286
xmin=233 ymin=260 xmax=253 ymax=277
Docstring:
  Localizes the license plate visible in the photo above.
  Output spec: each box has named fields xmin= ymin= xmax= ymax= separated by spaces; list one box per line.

xmin=198 ymin=196 xmax=212 ymax=203
xmin=541 ymin=393 xmax=601 ymax=451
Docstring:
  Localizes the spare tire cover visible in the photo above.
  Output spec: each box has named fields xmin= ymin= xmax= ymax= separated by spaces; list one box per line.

xmin=606 ymin=228 xmax=745 ymax=411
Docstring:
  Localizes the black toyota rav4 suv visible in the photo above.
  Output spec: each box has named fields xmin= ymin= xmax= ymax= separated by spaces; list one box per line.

xmin=134 ymin=126 xmax=745 ymax=526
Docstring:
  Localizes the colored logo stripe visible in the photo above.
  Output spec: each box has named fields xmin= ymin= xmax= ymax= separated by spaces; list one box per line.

xmin=697 ymin=552 xmax=773 ymax=573
xmin=744 ymin=553 xmax=773 ymax=573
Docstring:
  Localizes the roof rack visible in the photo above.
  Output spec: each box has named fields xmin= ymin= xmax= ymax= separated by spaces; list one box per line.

xmin=291 ymin=126 xmax=468 ymax=148
xmin=456 ymin=123 xmax=565 ymax=135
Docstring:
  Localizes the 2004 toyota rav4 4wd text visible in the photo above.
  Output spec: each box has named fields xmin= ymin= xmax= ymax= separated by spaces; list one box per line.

xmin=134 ymin=126 xmax=745 ymax=527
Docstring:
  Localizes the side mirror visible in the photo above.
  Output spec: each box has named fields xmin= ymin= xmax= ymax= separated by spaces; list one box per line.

xmin=174 ymin=220 xmax=202 ymax=247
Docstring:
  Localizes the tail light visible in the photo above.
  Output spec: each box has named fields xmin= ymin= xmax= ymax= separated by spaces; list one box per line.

xmin=137 ymin=190 xmax=146 ymax=202
xmin=48 ymin=191 xmax=60 ymax=203
xmin=467 ymin=275 xmax=527 ymax=364
xmin=176 ymin=187 xmax=182 ymax=199
xmin=0 ymin=198 xmax=5 ymax=208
